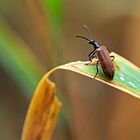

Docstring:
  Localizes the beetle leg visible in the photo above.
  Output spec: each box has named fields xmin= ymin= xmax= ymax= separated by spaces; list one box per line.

xmin=88 ymin=50 xmax=96 ymax=61
xmin=88 ymin=49 xmax=96 ymax=57
xmin=110 ymin=55 xmax=115 ymax=61
xmin=94 ymin=60 xmax=99 ymax=79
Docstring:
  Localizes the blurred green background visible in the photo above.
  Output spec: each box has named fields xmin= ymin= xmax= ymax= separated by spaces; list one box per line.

xmin=1 ymin=0 xmax=140 ymax=140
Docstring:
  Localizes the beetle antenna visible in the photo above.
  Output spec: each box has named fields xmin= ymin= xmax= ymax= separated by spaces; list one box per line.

xmin=76 ymin=35 xmax=90 ymax=41
xmin=83 ymin=25 xmax=92 ymax=40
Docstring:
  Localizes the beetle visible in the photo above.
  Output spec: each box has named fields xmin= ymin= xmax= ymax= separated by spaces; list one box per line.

xmin=76 ymin=26 xmax=115 ymax=80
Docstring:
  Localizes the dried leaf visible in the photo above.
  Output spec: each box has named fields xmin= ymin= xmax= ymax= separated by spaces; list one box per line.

xmin=21 ymin=77 xmax=61 ymax=140
xmin=21 ymin=52 xmax=140 ymax=140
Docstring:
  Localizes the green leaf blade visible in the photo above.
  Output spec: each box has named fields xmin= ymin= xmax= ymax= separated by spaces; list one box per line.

xmin=59 ymin=52 xmax=140 ymax=98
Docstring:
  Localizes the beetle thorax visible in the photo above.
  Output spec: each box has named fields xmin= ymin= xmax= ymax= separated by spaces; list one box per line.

xmin=88 ymin=40 xmax=100 ymax=49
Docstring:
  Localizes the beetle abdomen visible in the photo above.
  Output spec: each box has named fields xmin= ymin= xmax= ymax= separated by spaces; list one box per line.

xmin=96 ymin=46 xmax=115 ymax=79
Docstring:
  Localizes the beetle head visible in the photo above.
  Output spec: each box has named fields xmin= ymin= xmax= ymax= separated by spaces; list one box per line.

xmin=88 ymin=40 xmax=100 ymax=49
xmin=76 ymin=35 xmax=100 ymax=49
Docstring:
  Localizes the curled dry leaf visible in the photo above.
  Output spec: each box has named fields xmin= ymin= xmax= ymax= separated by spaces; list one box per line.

xmin=21 ymin=77 xmax=61 ymax=140
xmin=21 ymin=52 xmax=140 ymax=140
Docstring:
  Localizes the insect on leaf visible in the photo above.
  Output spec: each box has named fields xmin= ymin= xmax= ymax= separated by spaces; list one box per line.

xmin=59 ymin=52 xmax=140 ymax=98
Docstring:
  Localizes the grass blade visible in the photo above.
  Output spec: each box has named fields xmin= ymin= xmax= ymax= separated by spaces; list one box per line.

xmin=59 ymin=52 xmax=140 ymax=98
xmin=21 ymin=52 xmax=140 ymax=140
xmin=0 ymin=17 xmax=44 ymax=98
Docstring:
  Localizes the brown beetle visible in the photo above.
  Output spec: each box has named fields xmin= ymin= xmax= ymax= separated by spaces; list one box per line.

xmin=76 ymin=26 xmax=115 ymax=79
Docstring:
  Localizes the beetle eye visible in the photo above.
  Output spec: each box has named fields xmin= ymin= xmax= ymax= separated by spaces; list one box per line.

xmin=88 ymin=40 xmax=94 ymax=45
